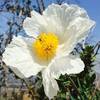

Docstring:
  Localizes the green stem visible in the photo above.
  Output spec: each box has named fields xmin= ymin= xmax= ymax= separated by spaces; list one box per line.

xmin=67 ymin=75 xmax=84 ymax=100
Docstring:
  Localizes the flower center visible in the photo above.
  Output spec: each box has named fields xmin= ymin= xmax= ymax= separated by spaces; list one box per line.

xmin=32 ymin=33 xmax=58 ymax=60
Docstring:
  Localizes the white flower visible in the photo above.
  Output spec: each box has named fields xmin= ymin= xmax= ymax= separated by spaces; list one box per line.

xmin=93 ymin=54 xmax=100 ymax=90
xmin=3 ymin=4 xmax=95 ymax=99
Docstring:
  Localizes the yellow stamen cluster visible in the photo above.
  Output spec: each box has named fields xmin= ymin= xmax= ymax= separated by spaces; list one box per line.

xmin=32 ymin=33 xmax=58 ymax=60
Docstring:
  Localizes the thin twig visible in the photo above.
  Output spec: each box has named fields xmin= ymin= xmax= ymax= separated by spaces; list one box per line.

xmin=92 ymin=41 xmax=100 ymax=57
xmin=37 ymin=0 xmax=45 ymax=14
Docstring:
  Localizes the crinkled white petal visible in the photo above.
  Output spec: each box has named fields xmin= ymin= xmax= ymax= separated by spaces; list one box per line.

xmin=48 ymin=55 xmax=84 ymax=79
xmin=42 ymin=68 xmax=59 ymax=99
xmin=3 ymin=36 xmax=44 ymax=78
xmin=43 ymin=3 xmax=93 ymax=39
xmin=23 ymin=10 xmax=47 ymax=38
xmin=57 ymin=17 xmax=95 ymax=56
xmin=43 ymin=3 xmax=95 ymax=56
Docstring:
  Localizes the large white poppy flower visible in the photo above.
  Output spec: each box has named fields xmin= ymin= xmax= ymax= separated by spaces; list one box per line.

xmin=93 ymin=54 xmax=100 ymax=90
xmin=3 ymin=4 xmax=95 ymax=99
